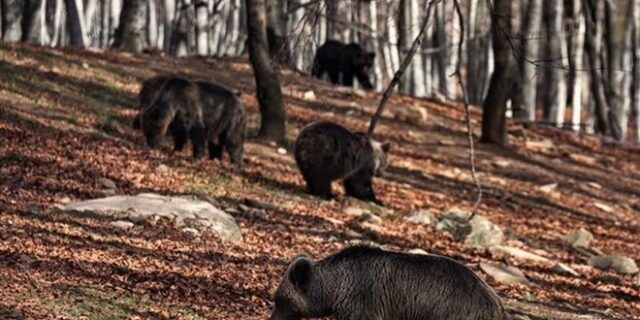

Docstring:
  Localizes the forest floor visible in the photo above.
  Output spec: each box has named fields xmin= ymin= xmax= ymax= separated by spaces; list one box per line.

xmin=0 ymin=42 xmax=639 ymax=320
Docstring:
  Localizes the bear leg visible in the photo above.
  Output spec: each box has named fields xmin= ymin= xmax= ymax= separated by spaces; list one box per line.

xmin=189 ymin=126 xmax=206 ymax=159
xmin=355 ymin=70 xmax=374 ymax=90
xmin=341 ymin=70 xmax=355 ymax=87
xmin=343 ymin=172 xmax=377 ymax=203
xmin=170 ymin=117 xmax=188 ymax=151
xmin=328 ymin=69 xmax=341 ymax=85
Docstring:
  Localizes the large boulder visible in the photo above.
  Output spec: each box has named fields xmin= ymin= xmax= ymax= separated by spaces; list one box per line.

xmin=65 ymin=193 xmax=243 ymax=242
xmin=436 ymin=209 xmax=504 ymax=248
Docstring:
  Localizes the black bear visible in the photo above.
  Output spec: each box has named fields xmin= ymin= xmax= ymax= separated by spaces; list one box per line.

xmin=269 ymin=246 xmax=506 ymax=320
xmin=139 ymin=76 xmax=207 ymax=158
xmin=293 ymin=121 xmax=390 ymax=202
xmin=312 ymin=40 xmax=375 ymax=90
xmin=135 ymin=75 xmax=246 ymax=164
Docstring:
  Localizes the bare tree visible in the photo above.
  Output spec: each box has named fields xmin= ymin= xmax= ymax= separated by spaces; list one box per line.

xmin=542 ymin=0 xmax=567 ymax=126
xmin=23 ymin=0 xmax=50 ymax=45
xmin=65 ymin=0 xmax=89 ymax=47
xmin=2 ymin=0 xmax=24 ymax=41
xmin=512 ymin=0 xmax=542 ymax=121
xmin=582 ymin=0 xmax=611 ymax=136
xmin=112 ymin=0 xmax=146 ymax=52
xmin=266 ymin=0 xmax=290 ymax=65
xmin=480 ymin=0 xmax=512 ymax=146
xmin=163 ymin=0 xmax=176 ymax=51
xmin=147 ymin=0 xmax=158 ymax=48
xmin=245 ymin=0 xmax=285 ymax=141
xmin=633 ymin=0 xmax=640 ymax=143
xmin=195 ymin=0 xmax=209 ymax=55
xmin=569 ymin=0 xmax=586 ymax=131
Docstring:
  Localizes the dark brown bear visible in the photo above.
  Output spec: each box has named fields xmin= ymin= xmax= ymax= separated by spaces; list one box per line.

xmin=135 ymin=75 xmax=246 ymax=164
xmin=269 ymin=245 xmax=506 ymax=320
xmin=293 ymin=121 xmax=390 ymax=202
xmin=139 ymin=76 xmax=206 ymax=158
xmin=312 ymin=40 xmax=375 ymax=90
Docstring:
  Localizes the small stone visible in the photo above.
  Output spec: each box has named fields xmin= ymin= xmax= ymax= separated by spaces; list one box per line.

xmin=489 ymin=245 xmax=550 ymax=263
xmin=157 ymin=164 xmax=169 ymax=172
xmin=110 ymin=220 xmax=134 ymax=229
xmin=394 ymin=104 xmax=428 ymax=126
xmin=277 ymin=147 xmax=287 ymax=155
xmin=588 ymin=255 xmax=639 ymax=274
xmin=268 ymin=141 xmax=278 ymax=147
xmin=128 ymin=212 xmax=148 ymax=223
xmin=429 ymin=91 xmax=446 ymax=103
xmin=480 ymin=262 xmax=530 ymax=285
xmin=436 ymin=209 xmax=503 ymax=248
xmin=525 ymin=139 xmax=554 ymax=152
xmin=438 ymin=139 xmax=456 ymax=146
xmin=302 ymin=90 xmax=316 ymax=100
xmin=343 ymin=229 xmax=364 ymax=239
xmin=553 ymin=262 xmax=579 ymax=276
xmin=492 ymin=160 xmax=511 ymax=168
xmin=539 ymin=183 xmax=558 ymax=193
xmin=58 ymin=197 xmax=72 ymax=204
xmin=352 ymin=88 xmax=367 ymax=98
xmin=594 ymin=202 xmax=613 ymax=213
xmin=344 ymin=206 xmax=366 ymax=217
xmin=405 ymin=210 xmax=435 ymax=225
xmin=562 ymin=228 xmax=594 ymax=248
xmin=568 ymin=153 xmax=598 ymax=166
xmin=182 ymin=227 xmax=199 ymax=237
xmin=587 ymin=182 xmax=602 ymax=190
xmin=81 ymin=62 xmax=90 ymax=69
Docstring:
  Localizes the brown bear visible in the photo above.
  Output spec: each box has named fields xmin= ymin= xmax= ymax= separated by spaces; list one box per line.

xmin=311 ymin=40 xmax=375 ymax=90
xmin=269 ymin=245 xmax=506 ymax=320
xmin=293 ymin=121 xmax=390 ymax=202
xmin=135 ymin=75 xmax=246 ymax=164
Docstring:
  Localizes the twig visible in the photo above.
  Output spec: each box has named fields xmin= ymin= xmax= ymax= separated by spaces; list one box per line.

xmin=367 ymin=0 xmax=440 ymax=136
xmin=452 ymin=0 xmax=482 ymax=220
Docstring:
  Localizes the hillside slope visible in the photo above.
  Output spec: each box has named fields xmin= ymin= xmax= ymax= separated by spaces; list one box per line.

xmin=0 ymin=42 xmax=639 ymax=319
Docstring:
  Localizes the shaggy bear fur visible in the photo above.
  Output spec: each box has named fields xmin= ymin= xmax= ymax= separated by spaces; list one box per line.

xmin=135 ymin=75 xmax=246 ymax=164
xmin=293 ymin=121 xmax=389 ymax=202
xmin=269 ymin=245 xmax=506 ymax=320
xmin=312 ymin=40 xmax=375 ymax=90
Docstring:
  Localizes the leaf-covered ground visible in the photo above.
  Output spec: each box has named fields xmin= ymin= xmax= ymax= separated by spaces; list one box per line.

xmin=0 ymin=42 xmax=638 ymax=319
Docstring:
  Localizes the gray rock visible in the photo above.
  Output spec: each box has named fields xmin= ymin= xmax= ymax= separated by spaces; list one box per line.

xmin=97 ymin=177 xmax=117 ymax=190
xmin=344 ymin=206 xmax=367 ymax=217
xmin=65 ymin=193 xmax=243 ymax=242
xmin=489 ymin=245 xmax=550 ymax=263
xmin=182 ymin=227 xmax=200 ymax=237
xmin=480 ymin=262 xmax=530 ymax=285
xmin=394 ymin=104 xmax=428 ymax=126
xmin=492 ymin=160 xmax=511 ymax=168
xmin=359 ymin=212 xmax=382 ymax=225
xmin=405 ymin=210 xmax=435 ymax=225
xmin=553 ymin=262 xmax=579 ymax=277
xmin=436 ymin=209 xmax=503 ymax=248
xmin=110 ymin=220 xmax=134 ymax=229
xmin=562 ymin=228 xmax=593 ymax=248
xmin=156 ymin=164 xmax=170 ymax=172
xmin=588 ymin=255 xmax=639 ymax=274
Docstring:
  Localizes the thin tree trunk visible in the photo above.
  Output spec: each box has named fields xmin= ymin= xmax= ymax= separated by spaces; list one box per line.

xmin=513 ymin=0 xmax=541 ymax=121
xmin=570 ymin=0 xmax=586 ymax=131
xmin=65 ymin=0 xmax=89 ymax=47
xmin=266 ymin=0 xmax=289 ymax=65
xmin=632 ymin=0 xmax=640 ymax=143
xmin=245 ymin=0 xmax=285 ymax=141
xmin=147 ymin=0 xmax=158 ymax=48
xmin=480 ymin=0 xmax=512 ymax=146
xmin=582 ymin=0 xmax=611 ymax=135
xmin=542 ymin=0 xmax=567 ymax=125
xmin=2 ymin=0 xmax=24 ymax=41
xmin=605 ymin=1 xmax=630 ymax=140
xmin=434 ymin=1 xmax=448 ymax=97
xmin=368 ymin=0 xmax=381 ymax=90
xmin=325 ymin=0 xmax=337 ymax=39
xmin=399 ymin=0 xmax=412 ymax=93
xmin=84 ymin=0 xmax=97 ymax=44
xmin=112 ymin=0 xmax=146 ymax=52
xmin=195 ymin=0 xmax=208 ymax=55
xmin=163 ymin=0 xmax=175 ymax=51
xmin=109 ymin=0 xmax=122 ymax=45
xmin=24 ymin=0 xmax=50 ymax=45
xmin=50 ymin=0 xmax=63 ymax=46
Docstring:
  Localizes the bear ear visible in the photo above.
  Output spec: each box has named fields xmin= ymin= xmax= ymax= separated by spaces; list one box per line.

xmin=288 ymin=255 xmax=314 ymax=289
xmin=381 ymin=142 xmax=391 ymax=153
xmin=367 ymin=52 xmax=376 ymax=59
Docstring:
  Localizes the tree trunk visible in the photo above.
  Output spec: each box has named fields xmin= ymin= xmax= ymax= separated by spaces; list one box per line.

xmin=2 ymin=0 xmax=24 ymax=41
xmin=480 ymin=0 xmax=512 ymax=146
xmin=367 ymin=0 xmax=381 ymax=90
xmin=605 ymin=1 xmax=630 ymax=140
xmin=195 ymin=0 xmax=208 ymax=55
xmin=65 ymin=0 xmax=89 ymax=47
xmin=632 ymin=0 xmax=640 ymax=142
xmin=582 ymin=0 xmax=611 ymax=135
xmin=84 ymin=0 xmax=97 ymax=45
xmin=147 ymin=0 xmax=158 ymax=48
xmin=50 ymin=0 xmax=63 ymax=46
xmin=542 ymin=0 xmax=567 ymax=126
xmin=23 ymin=0 xmax=50 ymax=45
xmin=163 ymin=0 xmax=176 ymax=51
xmin=266 ymin=0 xmax=289 ymax=65
xmin=245 ymin=0 xmax=285 ymax=141
xmin=512 ymin=0 xmax=541 ymax=121
xmin=434 ymin=1 xmax=448 ymax=97
xmin=569 ymin=0 xmax=586 ymax=131
xmin=112 ymin=0 xmax=146 ymax=52
xmin=109 ymin=0 xmax=122 ymax=44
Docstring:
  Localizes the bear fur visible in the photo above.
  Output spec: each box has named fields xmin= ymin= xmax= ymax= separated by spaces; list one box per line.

xmin=135 ymin=75 xmax=246 ymax=164
xmin=139 ymin=76 xmax=206 ymax=158
xmin=293 ymin=121 xmax=390 ymax=202
xmin=269 ymin=245 xmax=506 ymax=320
xmin=312 ymin=40 xmax=375 ymax=90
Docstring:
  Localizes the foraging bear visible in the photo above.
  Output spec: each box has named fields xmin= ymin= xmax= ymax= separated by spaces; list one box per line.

xmin=269 ymin=245 xmax=506 ymax=320
xmin=312 ymin=40 xmax=375 ymax=90
xmin=135 ymin=75 xmax=246 ymax=164
xmin=293 ymin=121 xmax=390 ymax=202
xmin=139 ymin=76 xmax=206 ymax=158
